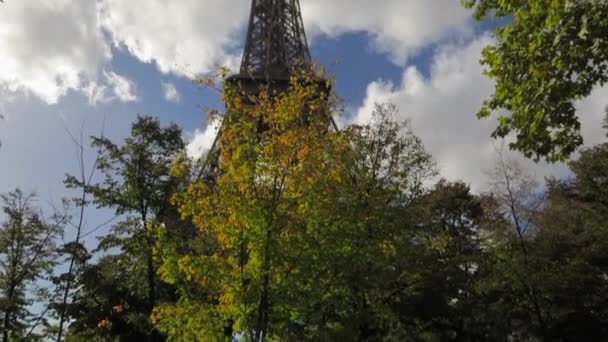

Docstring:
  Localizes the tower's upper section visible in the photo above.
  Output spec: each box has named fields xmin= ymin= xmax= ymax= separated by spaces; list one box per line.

xmin=239 ymin=0 xmax=312 ymax=80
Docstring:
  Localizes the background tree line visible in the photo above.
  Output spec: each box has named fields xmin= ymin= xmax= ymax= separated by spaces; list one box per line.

xmin=2 ymin=88 xmax=607 ymax=341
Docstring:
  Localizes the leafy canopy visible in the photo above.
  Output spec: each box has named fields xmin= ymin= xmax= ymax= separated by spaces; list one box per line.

xmin=464 ymin=0 xmax=608 ymax=161
xmin=63 ymin=116 xmax=186 ymax=341
xmin=154 ymin=70 xmax=344 ymax=340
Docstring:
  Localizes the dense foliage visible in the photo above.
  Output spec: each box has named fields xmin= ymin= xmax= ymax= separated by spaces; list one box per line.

xmin=56 ymin=116 xmax=190 ymax=341
xmin=2 ymin=80 xmax=608 ymax=341
xmin=464 ymin=0 xmax=608 ymax=161
xmin=0 ymin=190 xmax=64 ymax=341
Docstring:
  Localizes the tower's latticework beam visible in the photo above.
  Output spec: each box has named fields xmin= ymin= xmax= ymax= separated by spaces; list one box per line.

xmin=240 ymin=0 xmax=311 ymax=80
xmin=199 ymin=0 xmax=335 ymax=181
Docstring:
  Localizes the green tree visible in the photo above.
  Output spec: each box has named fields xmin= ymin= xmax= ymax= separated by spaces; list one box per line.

xmin=50 ymin=126 xmax=99 ymax=342
xmin=65 ymin=116 xmax=185 ymax=341
xmin=295 ymin=103 xmax=436 ymax=340
xmin=0 ymin=189 xmax=64 ymax=341
xmin=399 ymin=181 xmax=503 ymax=341
xmin=483 ymin=154 xmax=552 ymax=340
xmin=475 ymin=141 xmax=608 ymax=340
xmin=519 ymin=141 xmax=608 ymax=340
xmin=464 ymin=0 xmax=608 ymax=161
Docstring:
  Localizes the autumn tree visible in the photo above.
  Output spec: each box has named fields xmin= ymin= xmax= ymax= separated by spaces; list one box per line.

xmin=152 ymin=59 xmax=447 ymax=341
xmin=464 ymin=0 xmax=608 ymax=161
xmin=153 ymin=72 xmax=341 ymax=340
xmin=0 ymin=189 xmax=64 ymax=341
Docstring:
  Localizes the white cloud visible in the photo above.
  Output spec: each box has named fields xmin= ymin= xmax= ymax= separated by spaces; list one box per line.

xmin=352 ymin=35 xmax=571 ymax=192
xmin=105 ymin=71 xmax=137 ymax=103
xmin=99 ymin=0 xmax=249 ymax=76
xmin=0 ymin=0 xmax=111 ymax=104
xmin=576 ymin=84 xmax=608 ymax=147
xmin=1 ymin=0 xmax=603 ymax=193
xmin=162 ymin=82 xmax=181 ymax=103
xmin=83 ymin=71 xmax=138 ymax=105
xmin=0 ymin=0 xmax=246 ymax=105
xmin=96 ymin=0 xmax=473 ymax=78
xmin=0 ymin=0 xmax=476 ymax=107
xmin=186 ymin=119 xmax=222 ymax=160
xmin=302 ymin=0 xmax=472 ymax=63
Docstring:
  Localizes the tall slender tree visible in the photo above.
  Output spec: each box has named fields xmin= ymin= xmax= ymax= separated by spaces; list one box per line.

xmin=65 ymin=116 xmax=185 ymax=341
xmin=0 ymin=189 xmax=64 ymax=341
xmin=52 ymin=126 xmax=101 ymax=342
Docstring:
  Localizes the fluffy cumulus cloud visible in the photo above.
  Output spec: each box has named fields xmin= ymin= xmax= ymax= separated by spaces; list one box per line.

xmin=0 ymin=0 xmax=111 ymax=104
xmin=352 ymin=34 xmax=572 ymax=191
xmin=301 ymin=0 xmax=472 ymax=63
xmin=4 ymin=0 xmax=605 ymax=192
xmin=0 ymin=0 xmax=474 ymax=106
xmin=96 ymin=0 xmax=473 ymax=77
xmin=98 ymin=0 xmax=249 ymax=76
xmin=162 ymin=82 xmax=181 ymax=103
xmin=0 ymin=0 xmax=246 ymax=105
xmin=182 ymin=1 xmax=475 ymax=165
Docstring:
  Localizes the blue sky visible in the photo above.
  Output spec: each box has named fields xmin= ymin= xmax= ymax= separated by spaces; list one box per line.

xmin=1 ymin=1 xmax=607 ymax=246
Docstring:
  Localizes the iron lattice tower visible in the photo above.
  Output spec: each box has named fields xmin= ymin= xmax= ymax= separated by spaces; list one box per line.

xmin=200 ymin=0 xmax=334 ymax=180
xmin=240 ymin=0 xmax=311 ymax=80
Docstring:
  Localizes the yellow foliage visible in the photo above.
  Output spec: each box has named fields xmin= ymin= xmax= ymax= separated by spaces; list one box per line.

xmin=97 ymin=318 xmax=112 ymax=331
xmin=155 ymin=66 xmax=349 ymax=338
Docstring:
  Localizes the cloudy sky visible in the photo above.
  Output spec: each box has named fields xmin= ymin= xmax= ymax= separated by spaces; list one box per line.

xmin=1 ymin=0 xmax=607 ymax=233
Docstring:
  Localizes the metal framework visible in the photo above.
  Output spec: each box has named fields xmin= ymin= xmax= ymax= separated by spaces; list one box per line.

xmin=240 ymin=0 xmax=311 ymax=80
xmin=199 ymin=0 xmax=333 ymax=181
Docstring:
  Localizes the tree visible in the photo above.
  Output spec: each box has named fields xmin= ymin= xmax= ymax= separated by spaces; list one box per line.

xmin=48 ymin=125 xmax=101 ymax=342
xmin=483 ymin=153 xmax=552 ymax=339
xmin=0 ymin=189 xmax=64 ymax=341
xmin=522 ymin=141 xmax=608 ymax=340
xmin=152 ymin=62 xmax=441 ymax=340
xmin=154 ymin=72 xmax=345 ymax=340
xmin=463 ymin=0 xmax=608 ymax=161
xmin=400 ymin=180 xmax=514 ymax=341
xmin=65 ymin=116 xmax=185 ymax=341
xmin=474 ymin=142 xmax=608 ymax=340
xmin=296 ymin=103 xmax=436 ymax=340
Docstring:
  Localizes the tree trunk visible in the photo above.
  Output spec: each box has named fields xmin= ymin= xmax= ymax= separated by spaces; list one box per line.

xmin=147 ymin=249 xmax=156 ymax=312
xmin=2 ymin=311 xmax=9 ymax=342
xmin=56 ymin=258 xmax=74 ymax=342
xmin=254 ymin=274 xmax=270 ymax=342
xmin=254 ymin=229 xmax=272 ymax=342
xmin=2 ymin=283 xmax=16 ymax=342
xmin=143 ymin=216 xmax=160 ymax=342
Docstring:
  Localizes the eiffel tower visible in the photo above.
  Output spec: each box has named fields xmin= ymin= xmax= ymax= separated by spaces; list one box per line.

xmin=200 ymin=0 xmax=335 ymax=180
xmin=240 ymin=0 xmax=311 ymax=80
